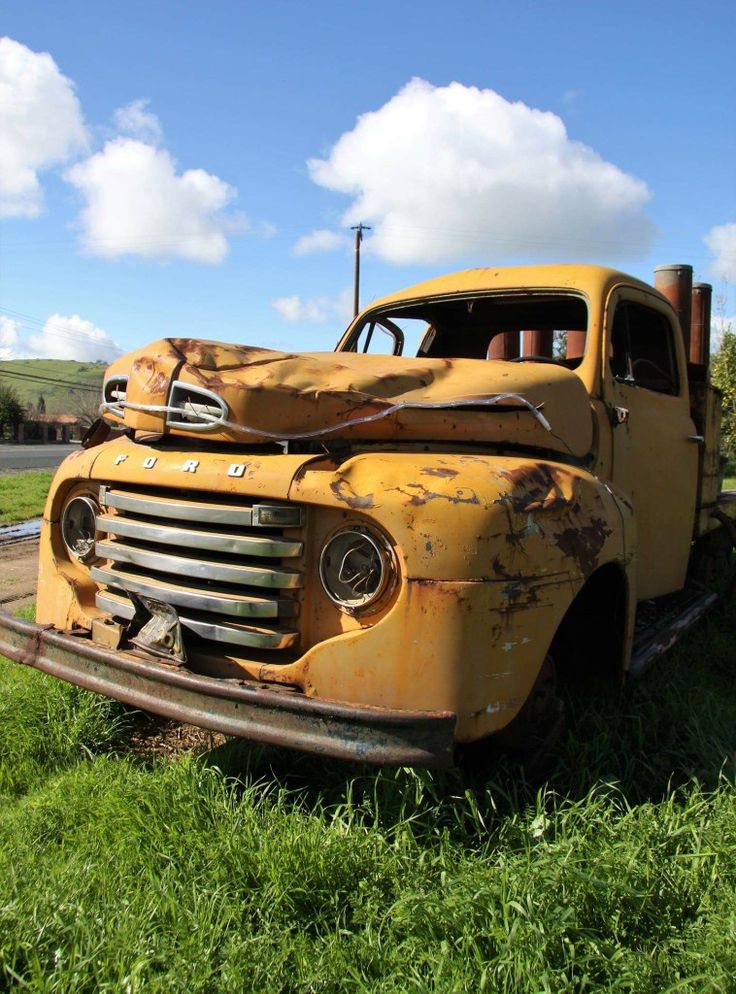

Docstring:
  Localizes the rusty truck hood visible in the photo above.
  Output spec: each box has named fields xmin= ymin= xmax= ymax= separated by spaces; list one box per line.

xmin=103 ymin=338 xmax=594 ymax=457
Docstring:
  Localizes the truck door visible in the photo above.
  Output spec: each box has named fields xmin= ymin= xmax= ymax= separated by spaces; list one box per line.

xmin=605 ymin=287 xmax=698 ymax=600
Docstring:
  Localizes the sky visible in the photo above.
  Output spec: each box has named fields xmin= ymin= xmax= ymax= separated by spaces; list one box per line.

xmin=1 ymin=0 xmax=735 ymax=364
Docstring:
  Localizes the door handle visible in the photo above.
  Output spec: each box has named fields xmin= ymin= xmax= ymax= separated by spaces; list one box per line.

xmin=688 ymin=435 xmax=704 ymax=443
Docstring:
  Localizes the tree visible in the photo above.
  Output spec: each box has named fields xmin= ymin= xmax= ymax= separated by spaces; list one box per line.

xmin=68 ymin=388 xmax=102 ymax=429
xmin=711 ymin=327 xmax=736 ymax=468
xmin=0 ymin=382 xmax=25 ymax=437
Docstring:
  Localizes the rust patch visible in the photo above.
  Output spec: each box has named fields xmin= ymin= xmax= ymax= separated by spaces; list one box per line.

xmin=131 ymin=358 xmax=171 ymax=395
xmin=145 ymin=371 xmax=170 ymax=394
xmin=553 ymin=517 xmax=612 ymax=576
xmin=409 ymin=579 xmax=475 ymax=612
xmin=491 ymin=555 xmax=528 ymax=580
xmin=330 ymin=479 xmax=376 ymax=510
xmin=420 ymin=467 xmax=458 ymax=479
xmin=390 ymin=483 xmax=480 ymax=507
xmin=499 ymin=578 xmax=544 ymax=614
xmin=64 ymin=448 xmax=89 ymax=462
xmin=495 ymin=462 xmax=575 ymax=513
xmin=365 ymin=371 xmax=434 ymax=397
xmin=168 ymin=339 xmax=289 ymax=371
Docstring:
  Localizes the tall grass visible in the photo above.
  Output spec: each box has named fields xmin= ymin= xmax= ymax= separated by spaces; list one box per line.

xmin=2 ymin=597 xmax=736 ymax=992
xmin=0 ymin=472 xmax=54 ymax=525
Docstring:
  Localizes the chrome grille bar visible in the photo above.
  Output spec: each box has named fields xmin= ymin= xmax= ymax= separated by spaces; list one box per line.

xmin=96 ymin=590 xmax=298 ymax=650
xmin=100 ymin=487 xmax=304 ymax=528
xmin=91 ymin=564 xmax=298 ymax=619
xmin=95 ymin=540 xmax=302 ymax=589
xmin=93 ymin=485 xmax=305 ymax=654
xmin=95 ymin=514 xmax=301 ymax=559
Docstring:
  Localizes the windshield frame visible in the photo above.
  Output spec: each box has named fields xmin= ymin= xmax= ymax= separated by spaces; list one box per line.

xmin=336 ymin=288 xmax=591 ymax=368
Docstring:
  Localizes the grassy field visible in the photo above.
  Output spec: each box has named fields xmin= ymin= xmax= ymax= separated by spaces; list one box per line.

xmin=0 ymin=359 xmax=105 ymax=415
xmin=2 ymin=591 xmax=736 ymax=992
xmin=0 ymin=471 xmax=54 ymax=525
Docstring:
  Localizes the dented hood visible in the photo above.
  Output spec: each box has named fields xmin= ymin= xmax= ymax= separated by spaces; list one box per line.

xmin=103 ymin=338 xmax=594 ymax=458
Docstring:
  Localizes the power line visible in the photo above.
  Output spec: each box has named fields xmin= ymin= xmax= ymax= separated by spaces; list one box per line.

xmin=0 ymin=307 xmax=121 ymax=352
xmin=0 ymin=305 xmax=124 ymax=343
xmin=0 ymin=367 xmax=101 ymax=394
xmin=0 ymin=366 xmax=102 ymax=391
xmin=1 ymin=219 xmax=734 ymax=259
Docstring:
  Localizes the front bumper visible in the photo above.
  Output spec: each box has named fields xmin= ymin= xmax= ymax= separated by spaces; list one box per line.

xmin=0 ymin=609 xmax=456 ymax=767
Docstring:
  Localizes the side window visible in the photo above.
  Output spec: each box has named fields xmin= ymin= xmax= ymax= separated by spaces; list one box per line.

xmin=347 ymin=317 xmax=433 ymax=357
xmin=610 ymin=302 xmax=680 ymax=395
xmin=349 ymin=319 xmax=404 ymax=356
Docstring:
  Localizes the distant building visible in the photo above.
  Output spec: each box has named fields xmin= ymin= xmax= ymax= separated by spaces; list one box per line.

xmin=17 ymin=413 xmax=84 ymax=443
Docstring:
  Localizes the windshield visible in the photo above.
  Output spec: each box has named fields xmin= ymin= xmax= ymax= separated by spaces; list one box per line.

xmin=339 ymin=292 xmax=588 ymax=368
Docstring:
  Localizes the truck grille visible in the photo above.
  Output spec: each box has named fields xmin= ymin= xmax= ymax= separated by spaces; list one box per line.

xmin=92 ymin=485 xmax=304 ymax=652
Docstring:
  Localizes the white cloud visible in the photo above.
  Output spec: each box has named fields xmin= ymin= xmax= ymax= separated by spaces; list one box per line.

xmin=27 ymin=314 xmax=122 ymax=361
xmin=272 ymin=287 xmax=353 ymax=324
xmin=0 ymin=36 xmax=88 ymax=218
xmin=293 ymin=228 xmax=349 ymax=256
xmin=0 ymin=39 xmax=258 ymax=264
xmin=0 ymin=313 xmax=122 ymax=361
xmin=113 ymin=98 xmax=163 ymax=145
xmin=0 ymin=316 xmax=21 ymax=359
xmin=307 ymin=78 xmax=654 ymax=265
xmin=705 ymin=222 xmax=736 ymax=282
xmin=65 ymin=138 xmax=245 ymax=262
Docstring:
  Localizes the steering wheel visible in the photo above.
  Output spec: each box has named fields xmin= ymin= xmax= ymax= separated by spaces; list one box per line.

xmin=631 ymin=357 xmax=675 ymax=387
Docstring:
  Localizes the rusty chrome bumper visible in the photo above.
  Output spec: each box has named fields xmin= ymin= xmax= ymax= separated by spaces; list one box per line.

xmin=0 ymin=609 xmax=456 ymax=767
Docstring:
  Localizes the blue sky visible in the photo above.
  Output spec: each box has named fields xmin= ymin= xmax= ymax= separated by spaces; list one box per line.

xmin=1 ymin=0 xmax=734 ymax=362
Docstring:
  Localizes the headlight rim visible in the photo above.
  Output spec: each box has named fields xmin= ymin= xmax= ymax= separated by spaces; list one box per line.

xmin=318 ymin=523 xmax=396 ymax=614
xmin=60 ymin=493 xmax=100 ymax=565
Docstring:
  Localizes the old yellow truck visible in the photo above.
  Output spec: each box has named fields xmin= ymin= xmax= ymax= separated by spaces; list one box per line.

xmin=1 ymin=263 xmax=733 ymax=766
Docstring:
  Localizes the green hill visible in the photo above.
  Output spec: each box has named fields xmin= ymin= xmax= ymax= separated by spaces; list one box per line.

xmin=0 ymin=359 xmax=106 ymax=417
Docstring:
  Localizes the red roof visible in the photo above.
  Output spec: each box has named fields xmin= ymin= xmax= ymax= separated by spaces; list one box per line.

xmin=25 ymin=414 xmax=81 ymax=424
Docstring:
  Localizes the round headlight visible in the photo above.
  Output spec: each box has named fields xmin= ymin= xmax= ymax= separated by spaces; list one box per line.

xmin=319 ymin=527 xmax=394 ymax=611
xmin=61 ymin=495 xmax=99 ymax=563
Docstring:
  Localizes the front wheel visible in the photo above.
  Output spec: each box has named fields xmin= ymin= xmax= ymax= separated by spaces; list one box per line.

xmin=487 ymin=655 xmax=565 ymax=778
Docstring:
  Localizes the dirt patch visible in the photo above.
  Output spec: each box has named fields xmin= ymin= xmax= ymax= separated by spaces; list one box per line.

xmin=116 ymin=709 xmax=228 ymax=761
xmin=0 ymin=535 xmax=229 ymax=760
xmin=0 ymin=539 xmax=39 ymax=613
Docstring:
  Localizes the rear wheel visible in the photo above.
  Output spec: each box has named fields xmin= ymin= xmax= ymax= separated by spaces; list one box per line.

xmin=689 ymin=523 xmax=735 ymax=588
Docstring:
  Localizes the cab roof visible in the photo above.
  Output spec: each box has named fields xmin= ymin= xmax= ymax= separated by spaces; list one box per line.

xmin=360 ymin=263 xmax=659 ymax=314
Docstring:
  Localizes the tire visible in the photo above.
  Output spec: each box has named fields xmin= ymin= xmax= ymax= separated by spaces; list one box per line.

xmin=491 ymin=654 xmax=566 ymax=779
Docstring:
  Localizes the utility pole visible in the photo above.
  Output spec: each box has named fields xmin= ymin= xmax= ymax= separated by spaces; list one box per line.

xmin=351 ymin=223 xmax=371 ymax=317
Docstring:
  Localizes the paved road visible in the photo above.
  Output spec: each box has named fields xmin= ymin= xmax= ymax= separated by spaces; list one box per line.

xmin=0 ymin=443 xmax=79 ymax=472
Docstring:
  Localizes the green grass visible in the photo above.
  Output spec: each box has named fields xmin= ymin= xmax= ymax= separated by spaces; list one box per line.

xmin=0 ymin=359 xmax=105 ymax=416
xmin=723 ymin=477 xmax=736 ymax=491
xmin=0 ymin=471 xmax=54 ymax=524
xmin=3 ymin=597 xmax=736 ymax=992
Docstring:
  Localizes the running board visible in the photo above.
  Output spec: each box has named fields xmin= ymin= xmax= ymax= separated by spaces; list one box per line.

xmin=629 ymin=589 xmax=720 ymax=678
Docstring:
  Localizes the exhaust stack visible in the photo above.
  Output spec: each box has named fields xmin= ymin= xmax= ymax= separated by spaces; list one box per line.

xmin=690 ymin=282 xmax=712 ymax=369
xmin=522 ymin=330 xmax=553 ymax=358
xmin=488 ymin=331 xmax=520 ymax=360
xmin=655 ymin=264 xmax=693 ymax=359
